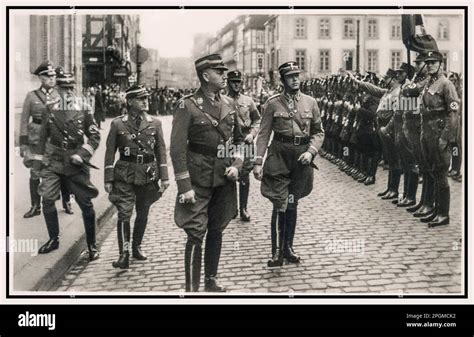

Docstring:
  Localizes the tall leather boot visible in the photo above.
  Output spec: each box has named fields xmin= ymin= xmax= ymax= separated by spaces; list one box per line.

xmin=364 ymin=155 xmax=379 ymax=185
xmin=357 ymin=154 xmax=368 ymax=182
xmin=82 ymin=208 xmax=99 ymax=261
xmin=414 ymin=174 xmax=435 ymax=217
xmin=420 ymin=180 xmax=438 ymax=223
xmin=283 ymin=208 xmax=300 ymax=263
xmin=428 ymin=178 xmax=450 ymax=227
xmin=132 ymin=207 xmax=150 ymax=261
xmin=24 ymin=178 xmax=41 ymax=218
xmin=185 ymin=237 xmax=202 ymax=292
xmin=382 ymin=168 xmax=401 ymax=200
xmin=38 ymin=208 xmax=60 ymax=254
xmin=204 ymin=230 xmax=226 ymax=292
xmin=239 ymin=175 xmax=251 ymax=222
xmin=378 ymin=169 xmax=392 ymax=197
xmin=112 ymin=220 xmax=130 ymax=269
xmin=407 ymin=172 xmax=427 ymax=213
xmin=398 ymin=171 xmax=418 ymax=207
xmin=268 ymin=209 xmax=285 ymax=268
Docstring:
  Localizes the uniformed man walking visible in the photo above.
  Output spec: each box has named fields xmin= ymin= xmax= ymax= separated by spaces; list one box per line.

xmin=36 ymin=71 xmax=100 ymax=259
xmin=419 ymin=50 xmax=460 ymax=227
xmin=227 ymin=70 xmax=261 ymax=222
xmin=104 ymin=84 xmax=169 ymax=269
xmin=19 ymin=61 xmax=73 ymax=218
xmin=254 ymin=61 xmax=324 ymax=267
xmin=170 ymin=54 xmax=243 ymax=292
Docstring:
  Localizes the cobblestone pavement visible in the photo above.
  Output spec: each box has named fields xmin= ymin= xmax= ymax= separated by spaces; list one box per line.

xmin=55 ymin=156 xmax=463 ymax=295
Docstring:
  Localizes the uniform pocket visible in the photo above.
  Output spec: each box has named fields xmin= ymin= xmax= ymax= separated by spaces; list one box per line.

xmin=114 ymin=160 xmax=130 ymax=183
xmin=27 ymin=122 xmax=42 ymax=145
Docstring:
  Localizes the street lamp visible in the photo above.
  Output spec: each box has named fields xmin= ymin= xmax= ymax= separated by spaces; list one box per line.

xmin=154 ymin=69 xmax=160 ymax=89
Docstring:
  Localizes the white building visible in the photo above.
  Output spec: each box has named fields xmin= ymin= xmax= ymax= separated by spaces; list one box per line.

xmin=264 ymin=13 xmax=464 ymax=83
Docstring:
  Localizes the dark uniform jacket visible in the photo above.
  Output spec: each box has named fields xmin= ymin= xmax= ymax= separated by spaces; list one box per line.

xmin=104 ymin=112 xmax=169 ymax=185
xmin=170 ymin=89 xmax=244 ymax=194
xmin=255 ymin=91 xmax=325 ymax=165
xmin=38 ymin=95 xmax=100 ymax=176
xmin=420 ymin=74 xmax=460 ymax=143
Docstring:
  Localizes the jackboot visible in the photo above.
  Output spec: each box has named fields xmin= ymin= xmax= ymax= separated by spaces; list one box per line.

xmin=112 ymin=220 xmax=130 ymax=269
xmin=378 ymin=170 xmax=392 ymax=197
xmin=268 ymin=209 xmax=285 ymax=268
xmin=185 ymin=238 xmax=202 ymax=292
xmin=239 ymin=177 xmax=251 ymax=222
xmin=204 ymin=230 xmax=226 ymax=292
xmin=398 ymin=171 xmax=418 ymax=207
xmin=428 ymin=180 xmax=450 ymax=228
xmin=407 ymin=173 xmax=427 ymax=213
xmin=38 ymin=209 xmax=60 ymax=254
xmin=83 ymin=208 xmax=99 ymax=261
xmin=283 ymin=209 xmax=300 ymax=263
xmin=24 ymin=178 xmax=41 ymax=218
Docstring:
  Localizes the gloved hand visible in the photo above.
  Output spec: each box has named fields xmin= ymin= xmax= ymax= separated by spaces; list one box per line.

xmin=70 ymin=154 xmax=84 ymax=166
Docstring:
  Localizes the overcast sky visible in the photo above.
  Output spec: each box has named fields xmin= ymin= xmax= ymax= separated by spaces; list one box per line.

xmin=140 ymin=10 xmax=240 ymax=58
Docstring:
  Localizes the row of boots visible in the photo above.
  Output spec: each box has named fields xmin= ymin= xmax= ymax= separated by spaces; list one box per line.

xmin=320 ymin=149 xmax=379 ymax=186
xmin=378 ymin=170 xmax=449 ymax=228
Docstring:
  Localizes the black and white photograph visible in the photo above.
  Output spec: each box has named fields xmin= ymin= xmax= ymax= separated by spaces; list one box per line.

xmin=6 ymin=5 xmax=467 ymax=299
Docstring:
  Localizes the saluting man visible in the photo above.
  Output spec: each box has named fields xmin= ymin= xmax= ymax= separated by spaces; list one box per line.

xmin=104 ymin=84 xmax=169 ymax=269
xmin=170 ymin=54 xmax=244 ymax=292
xmin=254 ymin=61 xmax=325 ymax=267
xmin=36 ymin=71 xmax=100 ymax=259
xmin=227 ymin=70 xmax=261 ymax=222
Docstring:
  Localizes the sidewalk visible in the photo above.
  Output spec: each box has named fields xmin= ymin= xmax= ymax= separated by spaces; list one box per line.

xmin=11 ymin=115 xmax=173 ymax=291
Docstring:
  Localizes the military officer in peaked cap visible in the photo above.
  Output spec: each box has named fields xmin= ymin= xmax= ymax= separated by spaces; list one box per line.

xmin=254 ymin=61 xmax=325 ymax=267
xmin=36 ymin=71 xmax=100 ymax=259
xmin=20 ymin=61 xmax=73 ymax=218
xmin=418 ymin=50 xmax=460 ymax=227
xmin=104 ymin=84 xmax=169 ymax=269
xmin=170 ymin=54 xmax=244 ymax=292
xmin=227 ymin=70 xmax=261 ymax=222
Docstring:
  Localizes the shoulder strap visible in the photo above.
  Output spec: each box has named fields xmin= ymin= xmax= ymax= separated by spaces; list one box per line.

xmin=189 ymin=97 xmax=230 ymax=142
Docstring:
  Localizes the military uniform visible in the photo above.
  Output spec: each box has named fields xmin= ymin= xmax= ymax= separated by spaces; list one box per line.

xmin=357 ymin=70 xmax=402 ymax=200
xmin=20 ymin=61 xmax=72 ymax=218
xmin=419 ymin=51 xmax=460 ymax=227
xmin=227 ymin=70 xmax=261 ymax=221
xmin=104 ymin=85 xmax=169 ymax=269
xmin=255 ymin=61 xmax=324 ymax=267
xmin=170 ymin=54 xmax=244 ymax=292
xmin=36 ymin=72 xmax=100 ymax=258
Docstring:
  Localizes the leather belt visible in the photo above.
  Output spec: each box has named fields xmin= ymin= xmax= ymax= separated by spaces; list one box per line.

xmin=273 ymin=132 xmax=310 ymax=145
xmin=32 ymin=117 xmax=42 ymax=124
xmin=188 ymin=142 xmax=217 ymax=156
xmin=120 ymin=154 xmax=155 ymax=164
xmin=49 ymin=138 xmax=79 ymax=150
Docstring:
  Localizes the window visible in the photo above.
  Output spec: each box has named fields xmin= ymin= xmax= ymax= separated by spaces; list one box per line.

xmin=296 ymin=49 xmax=306 ymax=71
xmin=343 ymin=19 xmax=355 ymax=39
xmin=257 ymin=53 xmax=264 ymax=70
xmin=441 ymin=51 xmax=449 ymax=71
xmin=367 ymin=50 xmax=378 ymax=72
xmin=367 ymin=19 xmax=378 ymax=39
xmin=295 ymin=18 xmax=307 ymax=39
xmin=256 ymin=30 xmax=264 ymax=45
xmin=438 ymin=20 xmax=449 ymax=40
xmin=343 ymin=50 xmax=354 ymax=71
xmin=391 ymin=20 xmax=401 ymax=39
xmin=30 ymin=16 xmax=49 ymax=73
xmin=391 ymin=50 xmax=402 ymax=69
xmin=275 ymin=21 xmax=279 ymax=41
xmin=319 ymin=50 xmax=330 ymax=72
xmin=319 ymin=18 xmax=330 ymax=38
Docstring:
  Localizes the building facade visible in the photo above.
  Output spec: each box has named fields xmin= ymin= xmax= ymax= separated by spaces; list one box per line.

xmin=82 ymin=14 xmax=140 ymax=88
xmin=264 ymin=13 xmax=463 ymax=84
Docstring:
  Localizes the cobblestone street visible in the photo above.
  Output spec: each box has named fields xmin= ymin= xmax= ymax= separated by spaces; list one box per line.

xmin=55 ymin=155 xmax=463 ymax=295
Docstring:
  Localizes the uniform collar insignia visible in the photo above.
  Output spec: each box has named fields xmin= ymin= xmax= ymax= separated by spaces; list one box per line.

xmin=284 ymin=91 xmax=301 ymax=102
xmin=40 ymin=86 xmax=53 ymax=95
